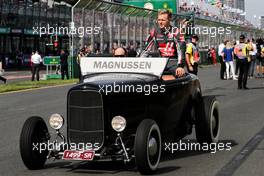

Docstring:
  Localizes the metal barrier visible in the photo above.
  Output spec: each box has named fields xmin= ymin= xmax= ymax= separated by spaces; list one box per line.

xmin=70 ymin=0 xmax=264 ymax=68
xmin=71 ymin=0 xmax=263 ymax=52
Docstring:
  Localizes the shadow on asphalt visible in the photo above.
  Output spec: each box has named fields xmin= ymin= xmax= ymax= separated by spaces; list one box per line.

xmin=47 ymin=160 xmax=137 ymax=174
xmin=45 ymin=160 xmax=180 ymax=175
xmin=42 ymin=139 xmax=237 ymax=175
xmin=45 ymin=161 xmax=72 ymax=169
xmin=210 ymin=94 xmax=226 ymax=97
xmin=248 ymin=87 xmax=264 ymax=90
xmin=153 ymin=166 xmax=181 ymax=175
xmin=203 ymin=87 xmax=227 ymax=94
xmin=71 ymin=161 xmax=181 ymax=175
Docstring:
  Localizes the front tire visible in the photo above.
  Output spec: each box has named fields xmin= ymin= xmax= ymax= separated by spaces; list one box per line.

xmin=135 ymin=119 xmax=161 ymax=175
xmin=20 ymin=116 xmax=49 ymax=170
xmin=195 ymin=96 xmax=220 ymax=143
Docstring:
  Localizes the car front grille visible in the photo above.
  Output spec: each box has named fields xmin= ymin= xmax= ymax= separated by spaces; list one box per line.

xmin=67 ymin=90 xmax=104 ymax=150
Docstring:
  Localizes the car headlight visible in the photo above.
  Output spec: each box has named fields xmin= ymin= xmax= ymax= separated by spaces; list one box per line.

xmin=111 ymin=116 xmax=126 ymax=132
xmin=49 ymin=114 xmax=64 ymax=130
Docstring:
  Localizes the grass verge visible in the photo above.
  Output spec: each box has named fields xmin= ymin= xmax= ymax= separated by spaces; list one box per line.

xmin=0 ymin=79 xmax=78 ymax=93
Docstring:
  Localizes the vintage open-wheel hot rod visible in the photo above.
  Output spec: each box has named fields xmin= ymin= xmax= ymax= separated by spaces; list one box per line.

xmin=20 ymin=57 xmax=220 ymax=174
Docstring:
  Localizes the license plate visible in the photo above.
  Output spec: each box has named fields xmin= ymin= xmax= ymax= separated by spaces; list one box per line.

xmin=63 ymin=150 xmax=95 ymax=160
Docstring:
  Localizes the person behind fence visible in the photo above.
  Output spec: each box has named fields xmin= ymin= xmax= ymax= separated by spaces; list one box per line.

xmin=186 ymin=35 xmax=200 ymax=75
xmin=207 ymin=48 xmax=212 ymax=65
xmin=113 ymin=47 xmax=127 ymax=57
xmin=60 ymin=49 xmax=69 ymax=80
xmin=139 ymin=9 xmax=185 ymax=79
xmin=77 ymin=51 xmax=83 ymax=81
xmin=0 ymin=60 xmax=7 ymax=84
xmin=127 ymin=44 xmax=137 ymax=57
xmin=30 ymin=52 xmax=34 ymax=68
xmin=31 ymin=51 xmax=42 ymax=81
xmin=211 ymin=47 xmax=217 ymax=66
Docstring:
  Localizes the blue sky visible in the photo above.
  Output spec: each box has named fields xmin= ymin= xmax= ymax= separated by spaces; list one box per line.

xmin=245 ymin=0 xmax=264 ymax=27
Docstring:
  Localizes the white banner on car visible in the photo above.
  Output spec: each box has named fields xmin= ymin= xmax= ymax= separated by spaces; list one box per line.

xmin=80 ymin=57 xmax=168 ymax=77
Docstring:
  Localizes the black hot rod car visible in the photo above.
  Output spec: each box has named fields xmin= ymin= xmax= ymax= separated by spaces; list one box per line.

xmin=20 ymin=57 xmax=220 ymax=174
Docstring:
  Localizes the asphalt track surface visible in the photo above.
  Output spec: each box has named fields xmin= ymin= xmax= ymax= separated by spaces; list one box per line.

xmin=0 ymin=65 xmax=264 ymax=176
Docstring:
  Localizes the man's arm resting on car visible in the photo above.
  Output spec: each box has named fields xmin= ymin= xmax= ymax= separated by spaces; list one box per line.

xmin=162 ymin=66 xmax=185 ymax=81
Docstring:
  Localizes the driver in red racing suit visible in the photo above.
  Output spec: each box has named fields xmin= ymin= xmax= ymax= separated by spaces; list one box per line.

xmin=140 ymin=9 xmax=185 ymax=78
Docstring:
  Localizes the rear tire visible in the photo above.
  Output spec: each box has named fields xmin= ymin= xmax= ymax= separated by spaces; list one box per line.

xmin=20 ymin=116 xmax=49 ymax=170
xmin=135 ymin=119 xmax=161 ymax=175
xmin=195 ymin=96 xmax=220 ymax=143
